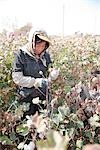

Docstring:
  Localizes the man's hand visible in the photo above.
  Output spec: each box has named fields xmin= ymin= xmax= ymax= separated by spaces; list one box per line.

xmin=34 ymin=78 xmax=48 ymax=88
xmin=48 ymin=68 xmax=60 ymax=82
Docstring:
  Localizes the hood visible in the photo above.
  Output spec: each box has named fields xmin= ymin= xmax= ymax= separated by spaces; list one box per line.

xmin=29 ymin=28 xmax=51 ymax=44
xmin=28 ymin=28 xmax=51 ymax=52
xmin=21 ymin=28 xmax=51 ymax=67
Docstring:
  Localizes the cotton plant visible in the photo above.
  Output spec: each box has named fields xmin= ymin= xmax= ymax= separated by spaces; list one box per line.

xmin=17 ymin=111 xmax=48 ymax=150
xmin=36 ymin=130 xmax=69 ymax=150
xmin=26 ymin=111 xmax=48 ymax=133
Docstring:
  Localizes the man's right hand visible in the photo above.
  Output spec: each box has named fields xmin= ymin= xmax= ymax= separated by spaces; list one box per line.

xmin=34 ymin=78 xmax=48 ymax=88
xmin=48 ymin=68 xmax=60 ymax=82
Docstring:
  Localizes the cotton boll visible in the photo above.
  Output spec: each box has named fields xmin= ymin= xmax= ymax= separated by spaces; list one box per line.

xmin=28 ymin=142 xmax=35 ymax=150
xmin=39 ymin=71 xmax=43 ymax=75
xmin=24 ymin=142 xmax=35 ymax=150
xmin=17 ymin=142 xmax=24 ymax=149
xmin=26 ymin=119 xmax=33 ymax=128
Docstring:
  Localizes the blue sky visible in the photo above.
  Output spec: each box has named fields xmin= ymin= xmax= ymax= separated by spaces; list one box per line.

xmin=0 ymin=0 xmax=100 ymax=35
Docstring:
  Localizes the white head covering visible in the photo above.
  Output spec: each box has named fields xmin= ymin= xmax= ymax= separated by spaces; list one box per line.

xmin=28 ymin=27 xmax=51 ymax=46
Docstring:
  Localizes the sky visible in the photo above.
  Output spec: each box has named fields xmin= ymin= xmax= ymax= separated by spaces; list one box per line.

xmin=0 ymin=0 xmax=100 ymax=35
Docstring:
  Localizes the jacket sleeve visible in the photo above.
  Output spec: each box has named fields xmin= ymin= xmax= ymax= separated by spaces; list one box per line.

xmin=12 ymin=50 xmax=35 ymax=88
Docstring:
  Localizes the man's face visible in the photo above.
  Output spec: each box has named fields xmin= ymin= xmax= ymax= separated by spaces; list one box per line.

xmin=34 ymin=41 xmax=46 ymax=55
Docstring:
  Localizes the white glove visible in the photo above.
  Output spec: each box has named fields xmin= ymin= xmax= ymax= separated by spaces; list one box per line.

xmin=48 ymin=68 xmax=60 ymax=82
xmin=34 ymin=78 xmax=48 ymax=88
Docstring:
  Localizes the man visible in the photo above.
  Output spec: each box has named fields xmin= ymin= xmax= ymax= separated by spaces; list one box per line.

xmin=12 ymin=28 xmax=52 ymax=116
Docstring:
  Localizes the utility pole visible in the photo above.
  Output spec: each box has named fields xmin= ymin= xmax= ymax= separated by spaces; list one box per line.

xmin=94 ymin=10 xmax=97 ymax=35
xmin=62 ymin=3 xmax=65 ymax=38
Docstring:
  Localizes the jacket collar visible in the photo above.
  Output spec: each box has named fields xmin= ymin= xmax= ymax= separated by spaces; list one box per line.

xmin=21 ymin=43 xmax=47 ymax=67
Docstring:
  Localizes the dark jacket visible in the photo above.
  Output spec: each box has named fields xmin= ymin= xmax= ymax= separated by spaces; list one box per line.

xmin=12 ymin=48 xmax=51 ymax=99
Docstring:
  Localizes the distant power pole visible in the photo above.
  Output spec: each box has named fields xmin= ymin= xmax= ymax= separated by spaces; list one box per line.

xmin=62 ymin=3 xmax=65 ymax=38
xmin=94 ymin=11 xmax=97 ymax=35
